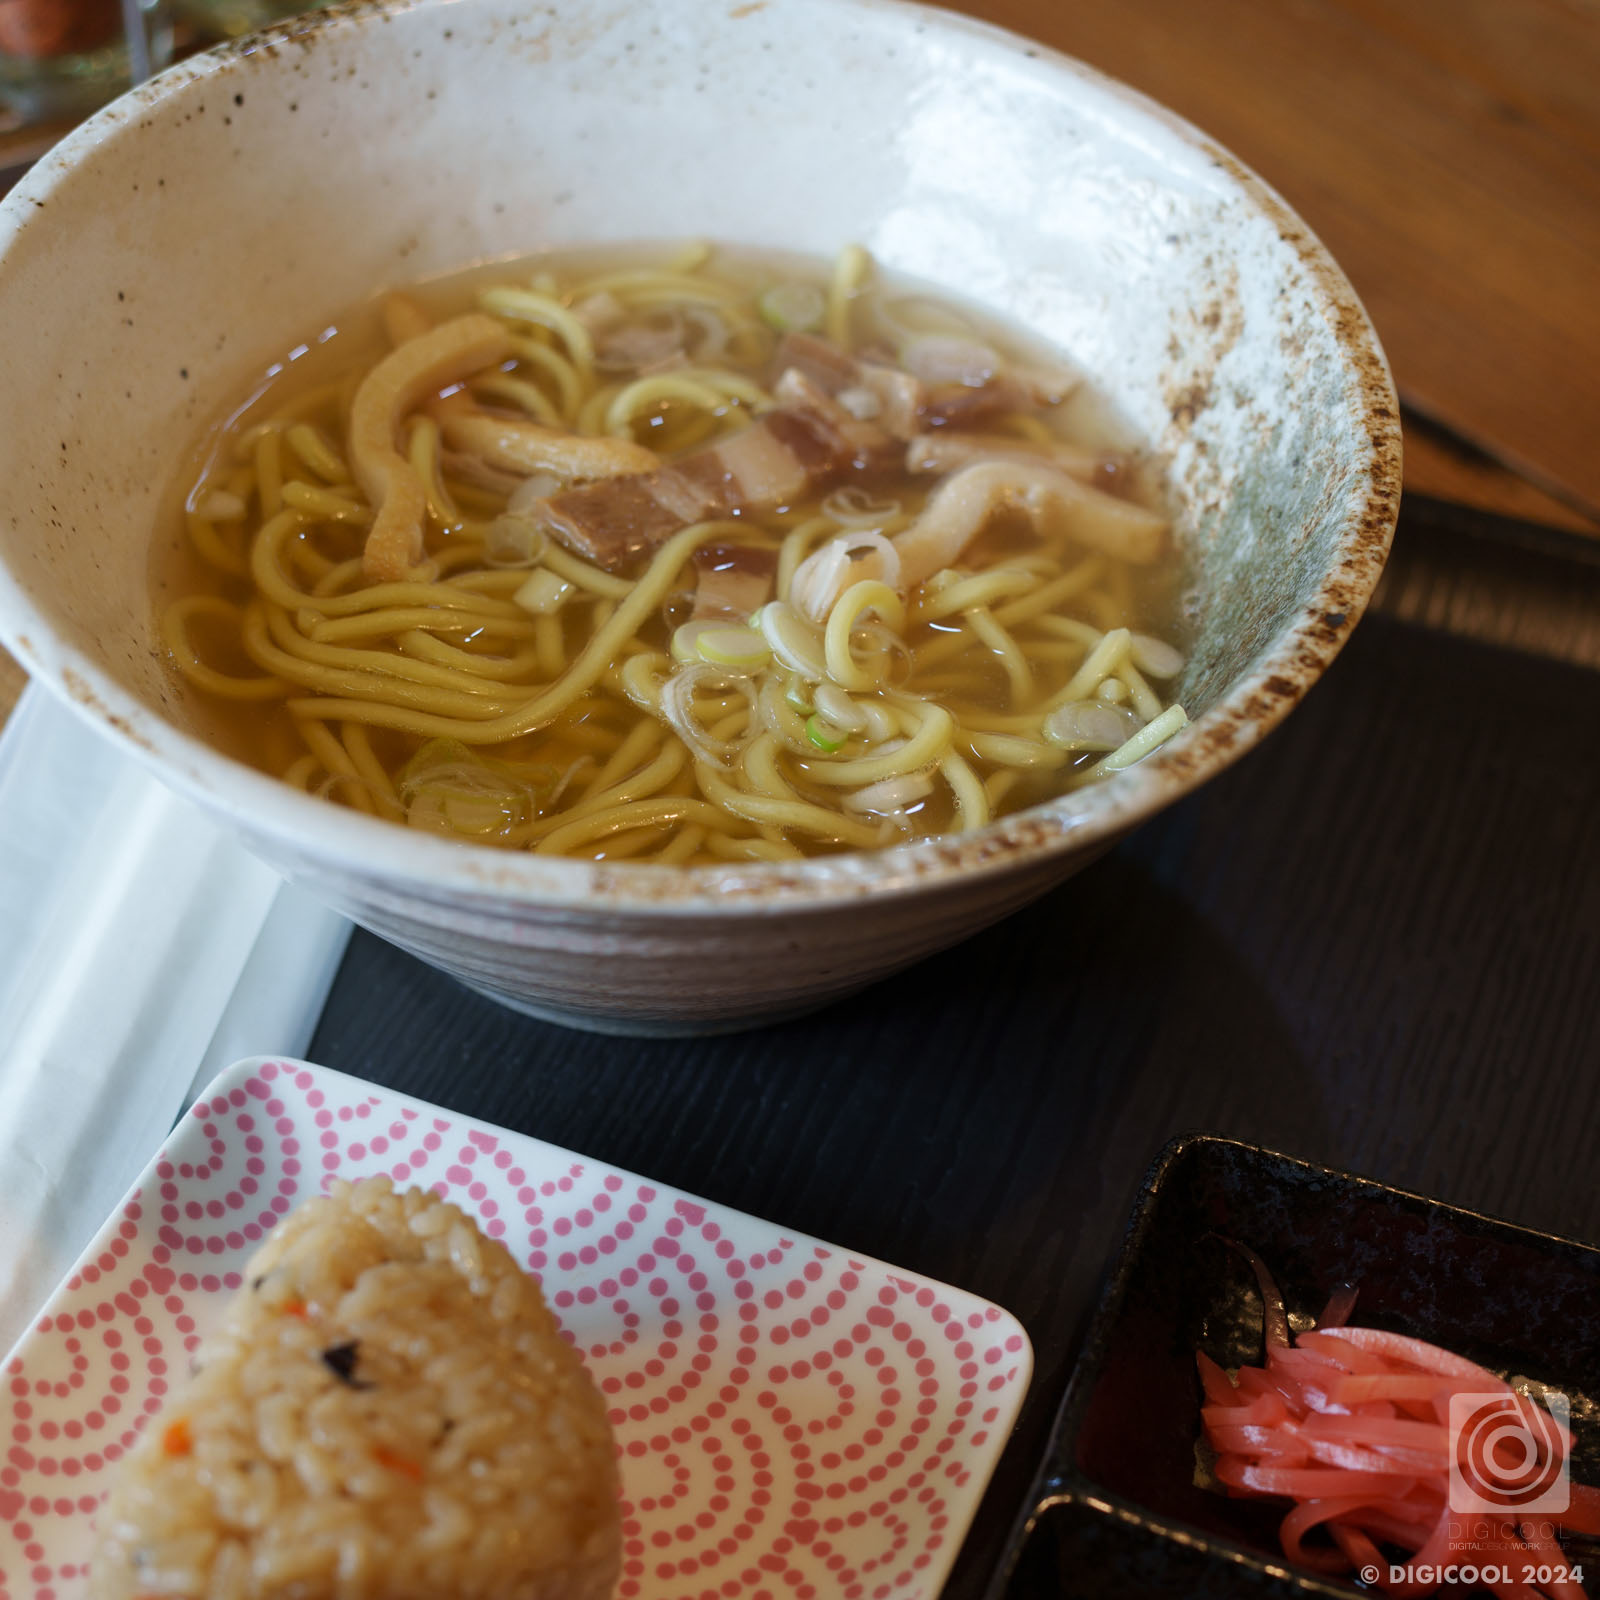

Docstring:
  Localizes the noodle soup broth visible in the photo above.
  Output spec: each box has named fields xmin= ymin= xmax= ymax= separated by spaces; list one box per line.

xmin=153 ymin=242 xmax=1191 ymax=867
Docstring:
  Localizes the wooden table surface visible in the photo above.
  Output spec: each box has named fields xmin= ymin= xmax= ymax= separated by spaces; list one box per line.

xmin=1 ymin=0 xmax=1596 ymax=725
xmin=940 ymin=0 xmax=1600 ymax=535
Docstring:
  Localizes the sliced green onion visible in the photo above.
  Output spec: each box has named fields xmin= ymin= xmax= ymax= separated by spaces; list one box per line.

xmin=820 ymin=487 xmax=901 ymax=525
xmin=859 ymin=699 xmax=898 ymax=742
xmin=1042 ymin=699 xmax=1142 ymax=752
xmin=671 ymin=621 xmax=712 ymax=664
xmin=805 ymin=714 xmax=847 ymax=754
xmin=756 ymin=600 xmax=828 ymax=679
xmin=812 ymin=682 xmax=868 ymax=731
xmin=398 ymin=739 xmax=556 ymax=838
xmin=483 ymin=513 xmax=546 ymax=569
xmin=843 ymin=772 xmax=933 ymax=816
xmin=514 ymin=569 xmax=574 ymax=615
xmin=784 ymin=675 xmax=815 ymax=717
xmin=696 ymin=625 xmax=770 ymax=670
xmin=441 ymin=791 xmax=516 ymax=833
xmin=759 ymin=282 xmax=826 ymax=334
xmin=659 ymin=663 xmax=759 ymax=769
xmin=1129 ymin=632 xmax=1186 ymax=679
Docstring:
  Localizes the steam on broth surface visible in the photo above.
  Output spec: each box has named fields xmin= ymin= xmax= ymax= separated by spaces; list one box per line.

xmin=155 ymin=242 xmax=1190 ymax=864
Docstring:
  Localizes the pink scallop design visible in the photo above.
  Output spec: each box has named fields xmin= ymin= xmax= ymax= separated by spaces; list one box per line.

xmin=0 ymin=1058 xmax=1031 ymax=1600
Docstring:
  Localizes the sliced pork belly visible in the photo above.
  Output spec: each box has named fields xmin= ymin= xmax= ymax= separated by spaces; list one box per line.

xmin=538 ymin=397 xmax=895 ymax=571
xmin=770 ymin=332 xmax=1049 ymax=438
xmin=770 ymin=331 xmax=861 ymax=394
xmin=770 ymin=367 xmax=904 ymax=472
xmin=690 ymin=542 xmax=778 ymax=620
xmin=771 ymin=334 xmax=923 ymax=441
xmin=536 ymin=334 xmax=1070 ymax=573
xmin=917 ymin=374 xmax=1039 ymax=429
xmin=849 ymin=364 xmax=923 ymax=438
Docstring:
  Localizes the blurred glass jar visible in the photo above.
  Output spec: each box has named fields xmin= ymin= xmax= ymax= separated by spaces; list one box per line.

xmin=0 ymin=0 xmax=171 ymax=122
xmin=171 ymin=0 xmax=324 ymax=40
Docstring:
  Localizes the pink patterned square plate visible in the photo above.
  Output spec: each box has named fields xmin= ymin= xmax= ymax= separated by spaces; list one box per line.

xmin=0 ymin=1057 xmax=1032 ymax=1600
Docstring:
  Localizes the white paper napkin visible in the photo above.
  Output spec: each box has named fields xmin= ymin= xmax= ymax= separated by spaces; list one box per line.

xmin=0 ymin=684 xmax=350 ymax=1353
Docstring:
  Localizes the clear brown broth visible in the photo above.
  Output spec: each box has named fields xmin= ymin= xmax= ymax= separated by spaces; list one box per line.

xmin=152 ymin=242 xmax=1185 ymax=860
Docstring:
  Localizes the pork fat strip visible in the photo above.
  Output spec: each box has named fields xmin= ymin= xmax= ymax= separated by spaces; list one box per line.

xmin=904 ymin=430 xmax=1102 ymax=481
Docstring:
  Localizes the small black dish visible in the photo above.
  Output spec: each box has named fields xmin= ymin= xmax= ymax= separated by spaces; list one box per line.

xmin=986 ymin=1135 xmax=1600 ymax=1599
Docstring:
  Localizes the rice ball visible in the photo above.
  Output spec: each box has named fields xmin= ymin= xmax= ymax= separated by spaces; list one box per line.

xmin=90 ymin=1176 xmax=620 ymax=1600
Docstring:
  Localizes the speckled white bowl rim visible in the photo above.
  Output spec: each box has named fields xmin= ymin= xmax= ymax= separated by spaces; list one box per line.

xmin=0 ymin=0 xmax=1401 ymax=917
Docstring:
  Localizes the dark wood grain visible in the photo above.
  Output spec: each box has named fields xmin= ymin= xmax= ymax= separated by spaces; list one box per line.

xmin=310 ymin=608 xmax=1600 ymax=1599
xmin=1373 ymin=493 xmax=1600 ymax=668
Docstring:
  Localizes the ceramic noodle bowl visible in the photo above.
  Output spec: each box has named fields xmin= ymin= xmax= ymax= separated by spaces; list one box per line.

xmin=0 ymin=0 xmax=1400 ymax=1034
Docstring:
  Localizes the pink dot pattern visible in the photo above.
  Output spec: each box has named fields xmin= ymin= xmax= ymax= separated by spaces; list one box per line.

xmin=0 ymin=1057 xmax=1031 ymax=1600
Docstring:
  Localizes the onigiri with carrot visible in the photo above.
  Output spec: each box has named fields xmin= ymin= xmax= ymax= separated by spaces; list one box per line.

xmin=90 ymin=1176 xmax=620 ymax=1600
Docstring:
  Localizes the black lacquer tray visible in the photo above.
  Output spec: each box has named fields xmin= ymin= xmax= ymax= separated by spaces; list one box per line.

xmin=988 ymin=1135 xmax=1600 ymax=1599
xmin=305 ymin=502 xmax=1600 ymax=1599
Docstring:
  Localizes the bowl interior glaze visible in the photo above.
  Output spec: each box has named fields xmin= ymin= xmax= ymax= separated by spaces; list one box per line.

xmin=0 ymin=0 xmax=1399 ymax=1026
